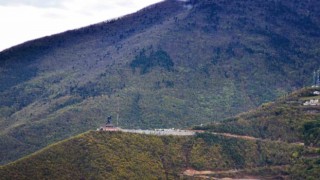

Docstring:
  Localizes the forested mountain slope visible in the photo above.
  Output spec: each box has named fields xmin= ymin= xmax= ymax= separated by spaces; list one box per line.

xmin=196 ymin=87 xmax=320 ymax=147
xmin=0 ymin=0 xmax=320 ymax=164
xmin=1 ymin=88 xmax=320 ymax=179
xmin=1 ymin=131 xmax=317 ymax=179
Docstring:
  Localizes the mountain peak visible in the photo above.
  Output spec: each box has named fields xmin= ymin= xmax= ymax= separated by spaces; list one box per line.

xmin=0 ymin=0 xmax=319 ymax=165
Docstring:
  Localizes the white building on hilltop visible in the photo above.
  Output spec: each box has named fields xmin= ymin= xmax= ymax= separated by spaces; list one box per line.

xmin=303 ymin=99 xmax=320 ymax=106
xmin=313 ymin=91 xmax=320 ymax=95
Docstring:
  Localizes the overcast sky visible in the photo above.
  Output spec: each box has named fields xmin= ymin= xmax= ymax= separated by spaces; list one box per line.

xmin=0 ymin=0 xmax=163 ymax=51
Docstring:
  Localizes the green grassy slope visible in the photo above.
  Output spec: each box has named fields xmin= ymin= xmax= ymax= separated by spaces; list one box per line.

xmin=0 ymin=131 xmax=313 ymax=179
xmin=0 ymin=0 xmax=320 ymax=164
xmin=195 ymin=87 xmax=320 ymax=147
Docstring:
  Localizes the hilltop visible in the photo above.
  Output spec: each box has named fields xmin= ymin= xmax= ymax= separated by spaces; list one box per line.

xmin=1 ymin=88 xmax=320 ymax=179
xmin=195 ymin=87 xmax=320 ymax=147
xmin=0 ymin=131 xmax=317 ymax=179
xmin=0 ymin=0 xmax=320 ymax=164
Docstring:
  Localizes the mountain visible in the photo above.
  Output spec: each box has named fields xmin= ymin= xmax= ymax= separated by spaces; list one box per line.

xmin=1 ymin=0 xmax=320 ymax=165
xmin=1 ymin=88 xmax=319 ymax=179
xmin=0 ymin=131 xmax=316 ymax=179
xmin=195 ymin=87 xmax=320 ymax=147
xmin=194 ymin=87 xmax=320 ymax=179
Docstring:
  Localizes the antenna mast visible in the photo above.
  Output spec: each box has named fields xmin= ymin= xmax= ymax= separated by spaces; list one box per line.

xmin=317 ymin=69 xmax=320 ymax=87
xmin=312 ymin=71 xmax=317 ymax=86
xmin=116 ymin=94 xmax=119 ymax=127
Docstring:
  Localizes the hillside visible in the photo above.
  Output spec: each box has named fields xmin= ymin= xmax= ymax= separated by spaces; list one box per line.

xmin=1 ymin=88 xmax=320 ymax=179
xmin=1 ymin=0 xmax=320 ymax=164
xmin=0 ymin=131 xmax=317 ymax=179
xmin=195 ymin=87 xmax=320 ymax=147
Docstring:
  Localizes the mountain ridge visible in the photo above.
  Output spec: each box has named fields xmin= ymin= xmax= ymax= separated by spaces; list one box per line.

xmin=0 ymin=130 xmax=312 ymax=179
xmin=1 ymin=87 xmax=320 ymax=179
xmin=0 ymin=0 xmax=320 ymax=165
xmin=195 ymin=87 xmax=320 ymax=147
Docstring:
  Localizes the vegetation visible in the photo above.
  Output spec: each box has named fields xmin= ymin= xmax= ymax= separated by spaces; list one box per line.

xmin=303 ymin=120 xmax=320 ymax=147
xmin=1 ymin=0 xmax=320 ymax=165
xmin=1 ymin=87 xmax=320 ymax=179
xmin=0 ymin=131 xmax=312 ymax=179
xmin=195 ymin=87 xmax=320 ymax=146
xmin=130 ymin=49 xmax=174 ymax=74
xmin=289 ymin=155 xmax=320 ymax=179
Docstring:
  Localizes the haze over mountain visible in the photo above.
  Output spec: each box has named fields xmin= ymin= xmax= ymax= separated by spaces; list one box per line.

xmin=0 ymin=0 xmax=320 ymax=165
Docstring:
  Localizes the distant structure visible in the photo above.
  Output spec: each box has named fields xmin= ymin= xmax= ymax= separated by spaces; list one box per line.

xmin=303 ymin=99 xmax=320 ymax=106
xmin=313 ymin=91 xmax=320 ymax=95
xmin=97 ymin=116 xmax=120 ymax=131
xmin=312 ymin=69 xmax=320 ymax=87
xmin=106 ymin=116 xmax=113 ymax=126
xmin=303 ymin=89 xmax=320 ymax=106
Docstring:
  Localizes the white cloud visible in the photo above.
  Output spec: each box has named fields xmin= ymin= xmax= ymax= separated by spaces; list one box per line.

xmin=0 ymin=0 xmax=63 ymax=8
xmin=0 ymin=0 xmax=163 ymax=51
